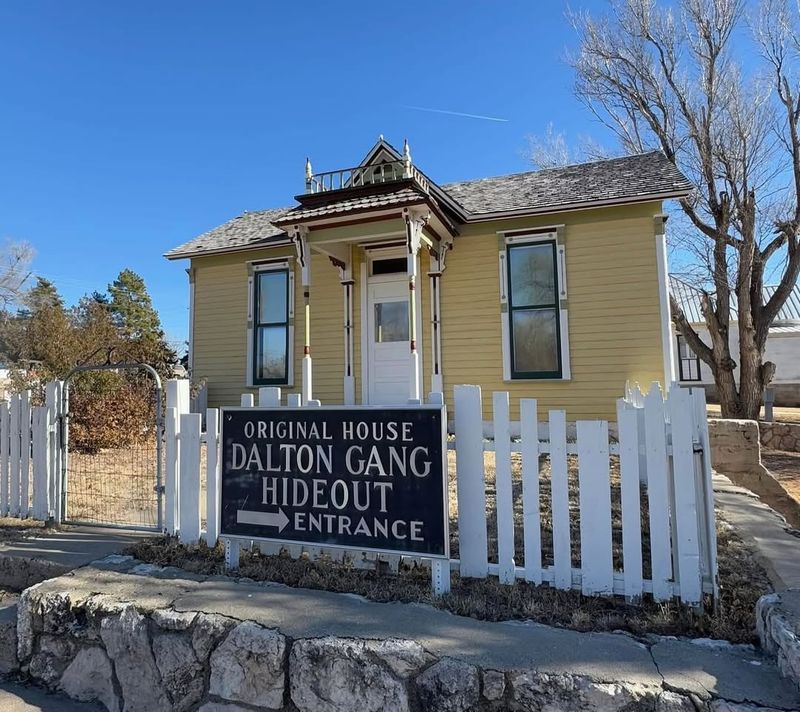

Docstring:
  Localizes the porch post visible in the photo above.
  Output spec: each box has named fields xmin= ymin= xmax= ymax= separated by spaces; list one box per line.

xmin=428 ymin=241 xmax=451 ymax=394
xmin=329 ymin=253 xmax=356 ymax=405
xmin=293 ymin=226 xmax=312 ymax=404
xmin=404 ymin=208 xmax=429 ymax=402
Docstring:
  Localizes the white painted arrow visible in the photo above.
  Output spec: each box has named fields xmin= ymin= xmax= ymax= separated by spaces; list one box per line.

xmin=237 ymin=508 xmax=290 ymax=532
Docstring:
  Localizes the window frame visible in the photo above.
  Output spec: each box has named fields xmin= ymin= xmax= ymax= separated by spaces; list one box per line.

xmin=676 ymin=334 xmax=702 ymax=382
xmin=247 ymin=260 xmax=294 ymax=388
xmin=505 ymin=238 xmax=563 ymax=380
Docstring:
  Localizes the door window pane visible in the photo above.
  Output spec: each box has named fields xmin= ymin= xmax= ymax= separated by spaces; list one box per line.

xmin=509 ymin=244 xmax=556 ymax=306
xmin=257 ymin=271 xmax=287 ymax=324
xmin=512 ymin=308 xmax=559 ymax=373
xmin=374 ymin=301 xmax=409 ymax=343
xmin=256 ymin=325 xmax=287 ymax=381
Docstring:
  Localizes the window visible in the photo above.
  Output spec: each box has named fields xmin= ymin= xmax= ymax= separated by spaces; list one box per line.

xmin=507 ymin=240 xmax=562 ymax=378
xmin=252 ymin=268 xmax=290 ymax=385
xmin=676 ymin=334 xmax=701 ymax=382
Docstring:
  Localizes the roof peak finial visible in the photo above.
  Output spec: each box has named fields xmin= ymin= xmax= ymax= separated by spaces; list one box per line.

xmin=305 ymin=157 xmax=313 ymax=192
xmin=379 ymin=133 xmax=384 ymax=141
xmin=403 ymin=138 xmax=412 ymax=177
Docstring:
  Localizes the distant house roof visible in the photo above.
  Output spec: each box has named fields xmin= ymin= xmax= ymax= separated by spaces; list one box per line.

xmin=166 ymin=146 xmax=692 ymax=260
xmin=670 ymin=276 xmax=800 ymax=326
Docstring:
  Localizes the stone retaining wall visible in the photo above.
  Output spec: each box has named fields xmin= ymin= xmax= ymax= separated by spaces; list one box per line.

xmin=760 ymin=422 xmax=800 ymax=453
xmin=13 ymin=577 xmax=750 ymax=712
xmin=757 ymin=590 xmax=800 ymax=694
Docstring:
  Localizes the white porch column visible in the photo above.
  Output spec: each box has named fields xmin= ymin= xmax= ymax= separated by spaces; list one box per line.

xmin=329 ymin=254 xmax=356 ymax=405
xmin=428 ymin=241 xmax=451 ymax=394
xmin=404 ymin=207 xmax=429 ymax=402
xmin=293 ymin=225 xmax=312 ymax=404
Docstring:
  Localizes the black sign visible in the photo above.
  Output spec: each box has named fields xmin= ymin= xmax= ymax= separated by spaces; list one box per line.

xmin=219 ymin=406 xmax=448 ymax=558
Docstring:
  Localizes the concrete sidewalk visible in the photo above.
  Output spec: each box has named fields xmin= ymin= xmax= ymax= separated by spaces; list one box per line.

xmin=0 ymin=525 xmax=151 ymax=591
xmin=714 ymin=474 xmax=800 ymax=590
xmin=19 ymin=557 xmax=800 ymax=711
xmin=0 ymin=679 xmax=103 ymax=712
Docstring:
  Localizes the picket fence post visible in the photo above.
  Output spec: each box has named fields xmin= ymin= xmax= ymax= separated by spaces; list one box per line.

xmin=9 ymin=394 xmax=20 ymax=517
xmin=549 ymin=409 xmax=571 ymax=590
xmin=643 ymin=384 xmax=673 ymax=600
xmin=205 ymin=408 xmax=220 ymax=547
xmin=31 ymin=407 xmax=49 ymax=521
xmin=692 ymin=386 xmax=719 ymax=604
xmin=19 ymin=391 xmax=30 ymax=518
xmin=45 ymin=381 xmax=63 ymax=523
xmin=453 ymin=385 xmax=488 ymax=578
xmin=0 ymin=402 xmax=8 ymax=517
xmin=428 ymin=391 xmax=450 ymax=596
xmin=577 ymin=419 xmax=613 ymax=596
xmin=493 ymin=392 xmax=515 ymax=584
xmin=520 ymin=398 xmax=542 ymax=584
xmin=165 ymin=379 xmax=190 ymax=535
xmin=178 ymin=413 xmax=201 ymax=544
xmin=617 ymin=398 xmax=643 ymax=601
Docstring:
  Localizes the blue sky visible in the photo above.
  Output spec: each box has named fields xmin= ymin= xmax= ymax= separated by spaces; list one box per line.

xmin=0 ymin=1 xmax=611 ymax=350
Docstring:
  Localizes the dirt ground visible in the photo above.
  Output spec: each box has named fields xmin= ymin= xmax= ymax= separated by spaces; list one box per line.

xmin=707 ymin=403 xmax=800 ymax=424
xmin=0 ymin=517 xmax=48 ymax=544
xmin=761 ymin=449 xmax=800 ymax=505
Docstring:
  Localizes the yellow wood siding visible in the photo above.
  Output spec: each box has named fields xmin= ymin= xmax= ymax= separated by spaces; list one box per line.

xmin=440 ymin=202 xmax=665 ymax=420
xmin=188 ymin=201 xmax=666 ymax=419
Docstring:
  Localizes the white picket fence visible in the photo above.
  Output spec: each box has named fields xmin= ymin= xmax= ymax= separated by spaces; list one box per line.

xmin=168 ymin=380 xmax=718 ymax=607
xmin=0 ymin=383 xmax=64 ymax=522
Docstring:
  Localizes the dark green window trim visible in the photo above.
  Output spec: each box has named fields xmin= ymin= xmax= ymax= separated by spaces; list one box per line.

xmin=252 ymin=268 xmax=290 ymax=386
xmin=507 ymin=240 xmax=563 ymax=380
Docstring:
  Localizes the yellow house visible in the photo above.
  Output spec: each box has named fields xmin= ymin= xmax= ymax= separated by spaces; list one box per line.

xmin=165 ymin=138 xmax=692 ymax=421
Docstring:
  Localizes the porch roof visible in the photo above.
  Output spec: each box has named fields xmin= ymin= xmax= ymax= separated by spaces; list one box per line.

xmin=271 ymin=185 xmax=425 ymax=226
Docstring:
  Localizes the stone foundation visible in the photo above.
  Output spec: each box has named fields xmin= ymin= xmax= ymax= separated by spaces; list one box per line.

xmin=760 ymin=422 xmax=800 ymax=453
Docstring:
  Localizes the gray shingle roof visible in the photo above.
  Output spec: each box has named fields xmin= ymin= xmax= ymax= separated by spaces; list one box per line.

xmin=166 ymin=151 xmax=692 ymax=259
xmin=273 ymin=187 xmax=423 ymax=224
xmin=442 ymin=151 xmax=692 ymax=215
xmin=164 ymin=207 xmax=293 ymax=259
xmin=670 ymin=276 xmax=800 ymax=324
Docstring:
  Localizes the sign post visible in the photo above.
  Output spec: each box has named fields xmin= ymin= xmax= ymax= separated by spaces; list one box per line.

xmin=219 ymin=403 xmax=449 ymax=589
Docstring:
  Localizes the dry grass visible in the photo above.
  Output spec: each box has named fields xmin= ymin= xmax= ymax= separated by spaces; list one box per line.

xmin=126 ymin=449 xmax=771 ymax=644
xmin=707 ymin=403 xmax=800 ymax=424
xmin=0 ymin=517 xmax=48 ymax=543
xmin=127 ymin=515 xmax=767 ymax=643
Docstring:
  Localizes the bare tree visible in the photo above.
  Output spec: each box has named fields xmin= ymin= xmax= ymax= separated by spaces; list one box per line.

xmin=567 ymin=0 xmax=800 ymax=418
xmin=0 ymin=241 xmax=33 ymax=309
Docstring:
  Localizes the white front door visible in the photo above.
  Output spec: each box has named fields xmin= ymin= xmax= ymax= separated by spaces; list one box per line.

xmin=367 ymin=277 xmax=411 ymax=405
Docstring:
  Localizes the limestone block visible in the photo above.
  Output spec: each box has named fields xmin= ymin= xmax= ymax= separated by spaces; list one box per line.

xmin=100 ymin=605 xmax=170 ymax=712
xmin=192 ymin=612 xmax=236 ymax=660
xmin=710 ymin=702 xmax=786 ymax=712
xmin=153 ymin=631 xmax=205 ymax=712
xmin=482 ymin=669 xmax=506 ymax=701
xmin=152 ymin=608 xmax=197 ymax=631
xmin=756 ymin=590 xmax=800 ymax=692
xmin=708 ymin=419 xmax=763 ymax=475
xmin=59 ymin=645 xmax=120 ymax=712
xmin=198 ymin=703 xmax=253 ymax=712
xmin=508 ymin=670 xmax=659 ymax=711
xmin=656 ymin=691 xmax=699 ymax=711
xmin=0 ymin=609 xmax=18 ymax=674
xmin=209 ymin=620 xmax=286 ymax=709
xmin=415 ymin=658 xmax=480 ymax=712
xmin=363 ymin=638 xmax=432 ymax=678
xmin=290 ymin=636 xmax=409 ymax=712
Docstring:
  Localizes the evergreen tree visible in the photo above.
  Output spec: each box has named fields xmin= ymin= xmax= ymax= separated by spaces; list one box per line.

xmin=108 ymin=269 xmax=161 ymax=339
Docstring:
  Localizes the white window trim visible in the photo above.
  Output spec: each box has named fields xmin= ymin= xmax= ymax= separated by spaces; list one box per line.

xmin=246 ymin=258 xmax=295 ymax=388
xmin=499 ymin=231 xmax=571 ymax=382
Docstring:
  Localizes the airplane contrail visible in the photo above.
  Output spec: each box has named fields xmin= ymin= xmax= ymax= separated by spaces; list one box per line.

xmin=401 ymin=105 xmax=509 ymax=123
